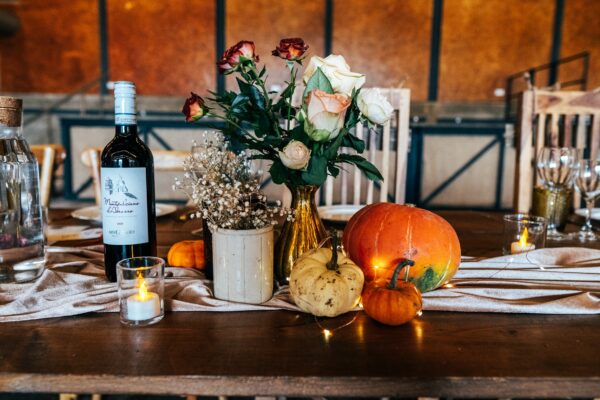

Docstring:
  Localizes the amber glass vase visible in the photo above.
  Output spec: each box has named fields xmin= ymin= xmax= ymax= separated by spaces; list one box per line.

xmin=275 ymin=184 xmax=329 ymax=287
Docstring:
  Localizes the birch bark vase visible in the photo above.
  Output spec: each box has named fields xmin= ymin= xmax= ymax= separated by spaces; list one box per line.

xmin=212 ymin=225 xmax=274 ymax=304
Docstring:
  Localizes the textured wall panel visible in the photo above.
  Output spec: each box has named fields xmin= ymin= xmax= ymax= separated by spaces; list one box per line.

xmin=225 ymin=0 xmax=325 ymax=92
xmin=439 ymin=0 xmax=554 ymax=101
xmin=333 ymin=0 xmax=432 ymax=101
xmin=0 ymin=0 xmax=99 ymax=93
xmin=107 ymin=0 xmax=215 ymax=96
xmin=561 ymin=0 xmax=600 ymax=90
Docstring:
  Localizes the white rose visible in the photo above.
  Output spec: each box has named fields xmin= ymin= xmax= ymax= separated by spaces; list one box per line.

xmin=303 ymin=55 xmax=365 ymax=96
xmin=357 ymin=88 xmax=394 ymax=125
xmin=279 ymin=140 xmax=311 ymax=170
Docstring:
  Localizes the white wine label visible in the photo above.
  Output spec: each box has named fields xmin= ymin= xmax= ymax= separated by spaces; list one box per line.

xmin=101 ymin=167 xmax=149 ymax=245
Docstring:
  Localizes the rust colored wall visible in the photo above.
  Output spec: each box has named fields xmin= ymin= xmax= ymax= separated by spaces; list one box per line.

xmin=333 ymin=0 xmax=432 ymax=101
xmin=438 ymin=0 xmax=554 ymax=101
xmin=0 ymin=0 xmax=100 ymax=93
xmin=225 ymin=0 xmax=325 ymax=91
xmin=107 ymin=0 xmax=215 ymax=96
xmin=1 ymin=0 xmax=599 ymax=101
xmin=561 ymin=0 xmax=600 ymax=89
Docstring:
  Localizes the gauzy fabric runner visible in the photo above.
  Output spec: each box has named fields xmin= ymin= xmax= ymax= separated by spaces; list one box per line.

xmin=0 ymin=246 xmax=599 ymax=321
xmin=424 ymin=247 xmax=600 ymax=314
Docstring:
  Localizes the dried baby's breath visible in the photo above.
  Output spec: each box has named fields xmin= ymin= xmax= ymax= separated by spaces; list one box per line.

xmin=174 ymin=144 xmax=294 ymax=230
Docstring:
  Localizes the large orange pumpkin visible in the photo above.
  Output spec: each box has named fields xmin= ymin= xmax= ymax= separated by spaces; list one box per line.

xmin=343 ymin=203 xmax=460 ymax=292
xmin=167 ymin=240 xmax=205 ymax=269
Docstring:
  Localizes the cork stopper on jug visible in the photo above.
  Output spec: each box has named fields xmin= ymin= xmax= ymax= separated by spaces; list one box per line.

xmin=0 ymin=96 xmax=23 ymax=127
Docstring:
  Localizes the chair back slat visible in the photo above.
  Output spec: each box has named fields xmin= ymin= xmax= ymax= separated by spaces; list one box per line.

xmin=514 ymin=88 xmax=600 ymax=212
xmin=30 ymin=144 xmax=66 ymax=207
xmin=321 ymin=88 xmax=411 ymax=207
xmin=591 ymin=113 xmax=600 ymax=161
xmin=549 ymin=113 xmax=560 ymax=146
xmin=353 ymin=122 xmax=364 ymax=205
xmin=379 ymin=120 xmax=391 ymax=203
xmin=82 ymin=148 xmax=189 ymax=206
xmin=366 ymin=131 xmax=376 ymax=205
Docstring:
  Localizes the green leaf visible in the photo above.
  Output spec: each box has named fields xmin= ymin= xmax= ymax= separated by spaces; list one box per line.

xmin=290 ymin=125 xmax=311 ymax=145
xmin=323 ymin=130 xmax=346 ymax=159
xmin=301 ymin=155 xmax=328 ymax=186
xmin=327 ymin=164 xmax=340 ymax=177
xmin=231 ymin=94 xmax=249 ymax=108
xmin=236 ymin=78 xmax=266 ymax=110
xmin=269 ymin=160 xmax=288 ymax=184
xmin=338 ymin=154 xmax=383 ymax=181
xmin=342 ymin=132 xmax=366 ymax=153
xmin=303 ymin=67 xmax=333 ymax=98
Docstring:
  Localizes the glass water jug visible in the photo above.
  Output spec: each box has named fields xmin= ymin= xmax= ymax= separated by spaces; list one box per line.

xmin=0 ymin=96 xmax=45 ymax=283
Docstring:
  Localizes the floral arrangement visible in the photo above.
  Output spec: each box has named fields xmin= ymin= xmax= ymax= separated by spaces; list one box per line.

xmin=174 ymin=144 xmax=293 ymax=230
xmin=182 ymin=38 xmax=394 ymax=188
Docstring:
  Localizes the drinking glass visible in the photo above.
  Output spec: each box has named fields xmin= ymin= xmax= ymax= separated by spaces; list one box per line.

xmin=574 ymin=159 xmax=600 ymax=241
xmin=535 ymin=147 xmax=578 ymax=240
xmin=117 ymin=256 xmax=165 ymax=327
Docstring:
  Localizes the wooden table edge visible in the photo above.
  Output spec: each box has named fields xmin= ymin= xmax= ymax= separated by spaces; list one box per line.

xmin=1 ymin=374 xmax=600 ymax=397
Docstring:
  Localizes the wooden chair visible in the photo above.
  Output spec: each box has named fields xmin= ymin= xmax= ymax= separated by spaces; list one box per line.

xmin=81 ymin=148 xmax=189 ymax=205
xmin=30 ymin=144 xmax=66 ymax=207
xmin=321 ymin=88 xmax=411 ymax=206
xmin=514 ymin=88 xmax=600 ymax=212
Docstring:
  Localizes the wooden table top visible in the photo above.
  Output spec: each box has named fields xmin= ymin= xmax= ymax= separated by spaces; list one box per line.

xmin=0 ymin=209 xmax=599 ymax=398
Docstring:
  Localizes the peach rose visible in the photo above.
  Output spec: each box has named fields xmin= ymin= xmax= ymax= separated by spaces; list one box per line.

xmin=304 ymin=89 xmax=351 ymax=142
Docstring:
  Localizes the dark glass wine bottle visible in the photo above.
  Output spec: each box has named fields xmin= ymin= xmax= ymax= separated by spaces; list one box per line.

xmin=101 ymin=81 xmax=156 ymax=282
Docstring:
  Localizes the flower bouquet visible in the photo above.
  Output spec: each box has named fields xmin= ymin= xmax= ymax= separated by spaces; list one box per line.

xmin=183 ymin=38 xmax=394 ymax=285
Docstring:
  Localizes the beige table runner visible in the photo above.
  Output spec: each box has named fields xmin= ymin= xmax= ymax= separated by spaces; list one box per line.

xmin=0 ymin=246 xmax=598 ymax=322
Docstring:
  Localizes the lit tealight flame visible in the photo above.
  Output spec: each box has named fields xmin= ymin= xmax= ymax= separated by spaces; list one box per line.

xmin=323 ymin=329 xmax=333 ymax=340
xmin=519 ymin=227 xmax=530 ymax=247
xmin=135 ymin=272 xmax=149 ymax=301
xmin=444 ymin=283 xmax=455 ymax=288
xmin=373 ymin=265 xmax=380 ymax=270
xmin=417 ymin=310 xmax=423 ymax=317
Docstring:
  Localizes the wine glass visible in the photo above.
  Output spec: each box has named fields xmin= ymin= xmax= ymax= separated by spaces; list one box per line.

xmin=574 ymin=159 xmax=600 ymax=241
xmin=535 ymin=147 xmax=579 ymax=240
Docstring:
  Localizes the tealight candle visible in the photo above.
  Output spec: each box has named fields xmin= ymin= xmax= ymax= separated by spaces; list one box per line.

xmin=126 ymin=280 xmax=161 ymax=321
xmin=117 ymin=256 xmax=165 ymax=326
xmin=511 ymin=227 xmax=535 ymax=254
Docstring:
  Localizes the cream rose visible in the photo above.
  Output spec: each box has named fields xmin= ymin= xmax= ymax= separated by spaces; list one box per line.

xmin=304 ymin=89 xmax=351 ymax=142
xmin=357 ymin=88 xmax=394 ymax=125
xmin=303 ymin=55 xmax=365 ymax=96
xmin=279 ymin=140 xmax=311 ymax=170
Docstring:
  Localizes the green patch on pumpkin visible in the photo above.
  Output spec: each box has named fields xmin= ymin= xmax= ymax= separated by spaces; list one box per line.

xmin=409 ymin=266 xmax=444 ymax=293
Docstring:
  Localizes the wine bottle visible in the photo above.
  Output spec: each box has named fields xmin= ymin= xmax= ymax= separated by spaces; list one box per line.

xmin=101 ymin=81 xmax=157 ymax=282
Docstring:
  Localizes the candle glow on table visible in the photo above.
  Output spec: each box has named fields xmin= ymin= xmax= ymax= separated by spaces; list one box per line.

xmin=126 ymin=274 xmax=161 ymax=321
xmin=511 ymin=227 xmax=535 ymax=254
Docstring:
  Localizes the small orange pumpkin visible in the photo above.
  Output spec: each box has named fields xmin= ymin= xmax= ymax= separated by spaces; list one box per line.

xmin=167 ymin=240 xmax=205 ymax=269
xmin=362 ymin=260 xmax=422 ymax=326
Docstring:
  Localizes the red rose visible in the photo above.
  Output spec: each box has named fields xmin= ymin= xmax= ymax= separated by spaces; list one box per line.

xmin=272 ymin=38 xmax=308 ymax=61
xmin=217 ymin=40 xmax=259 ymax=74
xmin=182 ymin=92 xmax=206 ymax=122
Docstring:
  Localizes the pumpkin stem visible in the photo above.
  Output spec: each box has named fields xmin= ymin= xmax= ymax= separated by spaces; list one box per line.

xmin=387 ymin=259 xmax=415 ymax=290
xmin=326 ymin=229 xmax=339 ymax=271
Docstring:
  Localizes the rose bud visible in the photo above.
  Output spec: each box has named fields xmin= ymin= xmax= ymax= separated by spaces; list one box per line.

xmin=217 ymin=40 xmax=259 ymax=74
xmin=272 ymin=38 xmax=309 ymax=61
xmin=182 ymin=92 xmax=207 ymax=122
xmin=304 ymin=89 xmax=351 ymax=142
xmin=279 ymin=140 xmax=311 ymax=170
xmin=357 ymin=88 xmax=394 ymax=125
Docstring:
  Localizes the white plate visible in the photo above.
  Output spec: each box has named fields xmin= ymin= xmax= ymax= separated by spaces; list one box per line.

xmin=71 ymin=203 xmax=178 ymax=222
xmin=575 ymin=208 xmax=600 ymax=221
xmin=318 ymin=205 xmax=365 ymax=223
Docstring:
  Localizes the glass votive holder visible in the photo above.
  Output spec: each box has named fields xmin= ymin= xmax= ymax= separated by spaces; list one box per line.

xmin=117 ymin=256 xmax=165 ymax=327
xmin=503 ymin=214 xmax=547 ymax=255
